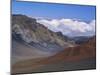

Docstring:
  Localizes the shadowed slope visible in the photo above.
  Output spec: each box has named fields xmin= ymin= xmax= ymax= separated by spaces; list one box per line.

xmin=12 ymin=37 xmax=96 ymax=74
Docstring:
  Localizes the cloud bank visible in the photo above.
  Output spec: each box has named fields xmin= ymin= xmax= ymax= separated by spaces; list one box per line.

xmin=37 ymin=18 xmax=95 ymax=36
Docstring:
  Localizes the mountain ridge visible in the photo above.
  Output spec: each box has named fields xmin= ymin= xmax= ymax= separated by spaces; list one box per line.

xmin=12 ymin=14 xmax=75 ymax=64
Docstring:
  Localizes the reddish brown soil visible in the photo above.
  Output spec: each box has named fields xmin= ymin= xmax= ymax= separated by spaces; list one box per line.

xmin=12 ymin=37 xmax=96 ymax=74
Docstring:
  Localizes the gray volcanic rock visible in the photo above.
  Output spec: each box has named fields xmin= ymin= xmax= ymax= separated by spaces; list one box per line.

xmin=12 ymin=14 xmax=74 ymax=50
xmin=12 ymin=14 xmax=75 ymax=64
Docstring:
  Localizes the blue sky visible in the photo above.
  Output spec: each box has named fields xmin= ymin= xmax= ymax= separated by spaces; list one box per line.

xmin=12 ymin=0 xmax=96 ymax=36
xmin=12 ymin=0 xmax=96 ymax=22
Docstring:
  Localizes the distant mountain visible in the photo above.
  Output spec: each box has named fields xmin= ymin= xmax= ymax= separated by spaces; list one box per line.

xmin=12 ymin=14 xmax=75 ymax=64
xmin=69 ymin=36 xmax=92 ymax=44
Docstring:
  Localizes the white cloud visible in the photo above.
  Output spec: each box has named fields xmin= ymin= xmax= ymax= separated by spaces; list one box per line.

xmin=89 ymin=20 xmax=95 ymax=32
xmin=37 ymin=18 xmax=95 ymax=36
